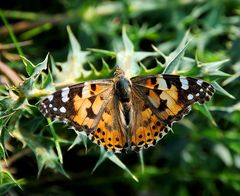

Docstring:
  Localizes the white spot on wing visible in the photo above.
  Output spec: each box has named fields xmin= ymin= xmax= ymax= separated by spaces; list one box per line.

xmin=187 ymin=94 xmax=194 ymax=100
xmin=61 ymin=87 xmax=70 ymax=103
xmin=180 ymin=76 xmax=189 ymax=90
xmin=156 ymin=78 xmax=168 ymax=89
xmin=49 ymin=104 xmax=53 ymax=108
xmin=197 ymin=80 xmax=203 ymax=86
xmin=82 ymin=82 xmax=91 ymax=97
xmin=60 ymin=106 xmax=66 ymax=113
xmin=53 ymin=107 xmax=58 ymax=111
xmin=48 ymin=95 xmax=53 ymax=102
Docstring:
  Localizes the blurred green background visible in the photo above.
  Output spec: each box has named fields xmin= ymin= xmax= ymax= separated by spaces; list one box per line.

xmin=0 ymin=0 xmax=240 ymax=195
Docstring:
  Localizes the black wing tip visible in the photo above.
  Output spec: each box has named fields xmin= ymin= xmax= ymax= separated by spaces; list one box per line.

xmin=197 ymin=82 xmax=215 ymax=104
xmin=39 ymin=98 xmax=51 ymax=117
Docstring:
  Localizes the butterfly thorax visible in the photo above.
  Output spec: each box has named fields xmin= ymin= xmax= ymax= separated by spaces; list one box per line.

xmin=115 ymin=77 xmax=132 ymax=102
xmin=114 ymin=69 xmax=132 ymax=127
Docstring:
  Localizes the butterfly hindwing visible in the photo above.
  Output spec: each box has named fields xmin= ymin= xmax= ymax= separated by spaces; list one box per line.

xmin=129 ymin=90 xmax=171 ymax=151
xmin=88 ymin=96 xmax=128 ymax=153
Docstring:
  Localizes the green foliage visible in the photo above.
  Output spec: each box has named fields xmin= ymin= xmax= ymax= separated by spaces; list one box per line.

xmin=0 ymin=0 xmax=240 ymax=195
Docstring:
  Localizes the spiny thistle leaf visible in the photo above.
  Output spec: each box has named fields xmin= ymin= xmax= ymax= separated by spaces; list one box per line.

xmin=68 ymin=131 xmax=88 ymax=153
xmin=212 ymin=81 xmax=235 ymax=99
xmin=53 ymin=26 xmax=90 ymax=83
xmin=21 ymin=56 xmax=35 ymax=76
xmin=25 ymin=54 xmax=49 ymax=78
xmin=88 ymin=48 xmax=116 ymax=58
xmin=85 ymin=62 xmax=111 ymax=79
xmin=198 ymin=59 xmax=230 ymax=77
xmin=194 ymin=104 xmax=216 ymax=126
xmin=163 ymin=32 xmax=191 ymax=74
xmin=117 ymin=27 xmax=158 ymax=77
xmin=47 ymin=118 xmax=63 ymax=164
xmin=0 ymin=170 xmax=23 ymax=194
xmin=25 ymin=134 xmax=69 ymax=178
xmin=92 ymin=148 xmax=138 ymax=182
xmin=20 ymin=54 xmax=49 ymax=97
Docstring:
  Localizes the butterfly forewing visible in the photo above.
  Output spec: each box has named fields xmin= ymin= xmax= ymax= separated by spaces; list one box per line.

xmin=131 ymin=74 xmax=214 ymax=125
xmin=39 ymin=80 xmax=113 ymax=132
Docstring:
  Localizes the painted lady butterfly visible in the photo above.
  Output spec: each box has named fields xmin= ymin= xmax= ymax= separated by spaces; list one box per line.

xmin=39 ymin=67 xmax=214 ymax=153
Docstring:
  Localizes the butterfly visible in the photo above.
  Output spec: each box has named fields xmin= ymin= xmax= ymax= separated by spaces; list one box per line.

xmin=39 ymin=67 xmax=214 ymax=153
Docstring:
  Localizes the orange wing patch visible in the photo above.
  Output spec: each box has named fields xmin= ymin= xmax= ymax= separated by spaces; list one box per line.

xmin=88 ymin=98 xmax=128 ymax=153
xmin=130 ymin=90 xmax=171 ymax=151
xmin=159 ymin=90 xmax=183 ymax=115
xmin=72 ymin=95 xmax=92 ymax=126
xmin=130 ymin=106 xmax=170 ymax=151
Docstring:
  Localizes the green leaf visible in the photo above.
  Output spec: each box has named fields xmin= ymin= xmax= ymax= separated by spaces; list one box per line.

xmin=89 ymin=48 xmax=116 ymax=58
xmin=212 ymin=81 xmax=235 ymax=99
xmin=0 ymin=143 xmax=6 ymax=163
xmin=53 ymin=26 xmax=90 ymax=83
xmin=214 ymin=143 xmax=233 ymax=167
xmin=47 ymin=118 xmax=63 ymax=164
xmin=21 ymin=55 xmax=35 ymax=76
xmin=163 ymin=31 xmax=191 ymax=74
xmin=17 ymin=130 xmax=69 ymax=178
xmin=92 ymin=148 xmax=138 ymax=182
xmin=138 ymin=150 xmax=145 ymax=174
xmin=222 ymin=71 xmax=240 ymax=86
xmin=19 ymin=54 xmax=50 ymax=97
xmin=0 ymin=170 xmax=23 ymax=194
xmin=117 ymin=27 xmax=158 ymax=77
xmin=199 ymin=59 xmax=230 ymax=76
xmin=41 ymin=55 xmax=54 ymax=89
xmin=122 ymin=26 xmax=134 ymax=52
xmin=34 ymin=146 xmax=68 ymax=178
xmin=234 ymin=155 xmax=240 ymax=169
xmin=68 ymin=131 xmax=88 ymax=153
xmin=209 ymin=102 xmax=240 ymax=113
xmin=106 ymin=151 xmax=138 ymax=182
xmin=31 ymin=53 xmax=49 ymax=78
xmin=21 ymin=53 xmax=49 ymax=79
xmin=194 ymin=104 xmax=216 ymax=126
xmin=92 ymin=148 xmax=108 ymax=173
